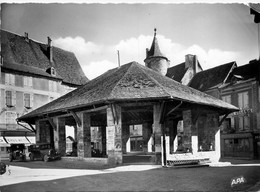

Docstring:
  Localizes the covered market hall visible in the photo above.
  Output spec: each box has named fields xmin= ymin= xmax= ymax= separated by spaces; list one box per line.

xmin=17 ymin=30 xmax=238 ymax=166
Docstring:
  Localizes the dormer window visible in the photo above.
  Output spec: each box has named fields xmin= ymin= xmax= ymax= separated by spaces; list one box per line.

xmin=51 ymin=67 xmax=56 ymax=76
xmin=46 ymin=67 xmax=56 ymax=76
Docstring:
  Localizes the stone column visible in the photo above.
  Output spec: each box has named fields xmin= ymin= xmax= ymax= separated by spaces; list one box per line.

xmin=101 ymin=125 xmax=106 ymax=156
xmin=106 ymin=104 xmax=122 ymax=165
xmin=182 ymin=110 xmax=192 ymax=152
xmin=53 ymin=117 xmax=66 ymax=156
xmin=168 ymin=120 xmax=178 ymax=154
xmin=35 ymin=120 xmax=40 ymax=143
xmin=77 ymin=112 xmax=91 ymax=158
xmin=142 ymin=122 xmax=152 ymax=153
xmin=153 ymin=103 xmax=162 ymax=164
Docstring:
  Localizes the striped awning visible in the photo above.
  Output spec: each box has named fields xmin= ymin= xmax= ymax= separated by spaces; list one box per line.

xmin=4 ymin=137 xmax=30 ymax=144
xmin=0 ymin=136 xmax=10 ymax=147
xmin=26 ymin=136 xmax=36 ymax=144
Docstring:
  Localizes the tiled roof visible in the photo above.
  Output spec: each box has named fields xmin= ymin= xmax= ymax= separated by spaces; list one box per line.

xmin=1 ymin=29 xmax=88 ymax=86
xmin=18 ymin=61 xmax=238 ymax=122
xmin=226 ymin=59 xmax=260 ymax=82
xmin=189 ymin=62 xmax=236 ymax=91
xmin=166 ymin=62 xmax=187 ymax=82
xmin=144 ymin=30 xmax=168 ymax=61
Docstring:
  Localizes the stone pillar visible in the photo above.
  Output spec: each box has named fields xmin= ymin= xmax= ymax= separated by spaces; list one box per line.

xmin=73 ymin=125 xmax=77 ymax=141
xmin=182 ymin=110 xmax=192 ymax=152
xmin=77 ymin=112 xmax=91 ymax=158
xmin=106 ymin=105 xmax=122 ymax=165
xmin=53 ymin=117 xmax=66 ymax=156
xmin=153 ymin=103 xmax=162 ymax=164
xmin=122 ymin=124 xmax=130 ymax=154
xmin=142 ymin=122 xmax=152 ymax=153
xmin=101 ymin=125 xmax=106 ymax=156
xmin=168 ymin=120 xmax=178 ymax=154
xmin=35 ymin=120 xmax=40 ymax=143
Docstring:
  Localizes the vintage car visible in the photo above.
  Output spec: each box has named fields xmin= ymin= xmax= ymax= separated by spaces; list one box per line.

xmin=28 ymin=143 xmax=61 ymax=162
xmin=9 ymin=144 xmax=26 ymax=162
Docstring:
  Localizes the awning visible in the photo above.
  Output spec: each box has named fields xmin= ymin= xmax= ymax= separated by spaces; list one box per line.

xmin=0 ymin=136 xmax=10 ymax=147
xmin=4 ymin=137 xmax=30 ymax=144
xmin=26 ymin=136 xmax=36 ymax=144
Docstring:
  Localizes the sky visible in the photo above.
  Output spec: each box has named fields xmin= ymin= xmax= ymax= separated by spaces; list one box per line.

xmin=1 ymin=2 xmax=259 ymax=80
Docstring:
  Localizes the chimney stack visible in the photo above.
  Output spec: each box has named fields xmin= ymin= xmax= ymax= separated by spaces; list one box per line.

xmin=185 ymin=54 xmax=197 ymax=73
xmin=24 ymin=32 xmax=29 ymax=42
xmin=47 ymin=36 xmax=53 ymax=63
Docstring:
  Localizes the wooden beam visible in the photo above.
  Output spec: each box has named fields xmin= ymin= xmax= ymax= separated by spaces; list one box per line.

xmin=219 ymin=114 xmax=229 ymax=127
xmin=110 ymin=104 xmax=118 ymax=125
xmin=159 ymin=101 xmax=166 ymax=124
xmin=69 ymin=111 xmax=82 ymax=127
xmin=80 ymin=105 xmax=108 ymax=114
xmin=46 ymin=116 xmax=57 ymax=131
xmin=166 ymin=101 xmax=183 ymax=116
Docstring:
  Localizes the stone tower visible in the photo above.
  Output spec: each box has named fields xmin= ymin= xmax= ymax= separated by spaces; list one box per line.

xmin=144 ymin=28 xmax=170 ymax=76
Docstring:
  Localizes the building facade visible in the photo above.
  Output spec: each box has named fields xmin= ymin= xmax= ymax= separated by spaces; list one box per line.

xmin=220 ymin=60 xmax=260 ymax=159
xmin=0 ymin=30 xmax=88 ymax=157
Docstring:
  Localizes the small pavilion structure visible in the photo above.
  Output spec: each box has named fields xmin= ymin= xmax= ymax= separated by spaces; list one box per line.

xmin=18 ymin=30 xmax=238 ymax=166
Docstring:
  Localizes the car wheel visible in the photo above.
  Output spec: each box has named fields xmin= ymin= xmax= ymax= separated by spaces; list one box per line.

xmin=44 ymin=155 xmax=49 ymax=162
xmin=30 ymin=154 xmax=34 ymax=161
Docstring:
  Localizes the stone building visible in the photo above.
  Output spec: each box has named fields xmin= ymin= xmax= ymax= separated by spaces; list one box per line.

xmin=18 ymin=30 xmax=238 ymax=166
xmin=0 ymin=29 xmax=88 ymax=157
xmin=186 ymin=60 xmax=260 ymax=159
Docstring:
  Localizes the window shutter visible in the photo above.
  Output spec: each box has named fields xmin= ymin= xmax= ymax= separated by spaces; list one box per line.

xmin=244 ymin=92 xmax=249 ymax=108
xmin=23 ymin=77 xmax=27 ymax=87
xmin=12 ymin=90 xmax=16 ymax=106
xmin=5 ymin=74 xmax=9 ymax=85
xmin=11 ymin=74 xmax=15 ymax=85
xmin=30 ymin=93 xmax=34 ymax=108
xmin=29 ymin=77 xmax=33 ymax=87
xmin=238 ymin=93 xmax=243 ymax=108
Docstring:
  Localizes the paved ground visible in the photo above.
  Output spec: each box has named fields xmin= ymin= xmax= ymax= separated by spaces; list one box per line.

xmin=0 ymin=158 xmax=259 ymax=192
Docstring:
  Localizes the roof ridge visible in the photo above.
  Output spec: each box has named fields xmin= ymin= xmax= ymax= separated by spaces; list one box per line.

xmin=137 ymin=64 xmax=171 ymax=97
xmin=106 ymin=62 xmax=134 ymax=100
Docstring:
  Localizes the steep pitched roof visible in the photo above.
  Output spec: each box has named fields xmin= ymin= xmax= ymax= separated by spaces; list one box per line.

xmin=226 ymin=59 xmax=260 ymax=83
xmin=166 ymin=62 xmax=187 ymax=82
xmin=189 ymin=61 xmax=236 ymax=92
xmin=1 ymin=29 xmax=88 ymax=86
xmin=18 ymin=61 xmax=238 ymax=122
xmin=144 ymin=29 xmax=168 ymax=61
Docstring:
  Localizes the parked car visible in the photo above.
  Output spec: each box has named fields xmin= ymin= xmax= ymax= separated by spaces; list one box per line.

xmin=9 ymin=144 xmax=26 ymax=162
xmin=28 ymin=143 xmax=61 ymax=162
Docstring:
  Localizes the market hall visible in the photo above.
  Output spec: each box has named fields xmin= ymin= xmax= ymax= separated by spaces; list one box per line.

xmin=17 ymin=30 xmax=238 ymax=166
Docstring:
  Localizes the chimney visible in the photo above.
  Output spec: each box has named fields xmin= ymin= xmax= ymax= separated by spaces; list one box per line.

xmin=24 ymin=32 xmax=29 ymax=42
xmin=185 ymin=54 xmax=197 ymax=73
xmin=47 ymin=36 xmax=53 ymax=63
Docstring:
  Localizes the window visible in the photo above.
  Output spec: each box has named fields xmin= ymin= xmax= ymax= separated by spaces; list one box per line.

xmin=5 ymin=90 xmax=16 ymax=107
xmin=24 ymin=93 xmax=33 ymax=109
xmin=222 ymin=95 xmax=231 ymax=104
xmin=51 ymin=67 xmax=56 ymax=76
xmin=5 ymin=73 xmax=15 ymax=85
xmin=23 ymin=76 xmax=33 ymax=88
xmin=238 ymin=92 xmax=249 ymax=109
xmin=5 ymin=111 xmax=17 ymax=125
xmin=239 ymin=116 xmax=250 ymax=131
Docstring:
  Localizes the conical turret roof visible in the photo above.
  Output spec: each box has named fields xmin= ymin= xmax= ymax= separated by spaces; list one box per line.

xmin=145 ymin=28 xmax=168 ymax=61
